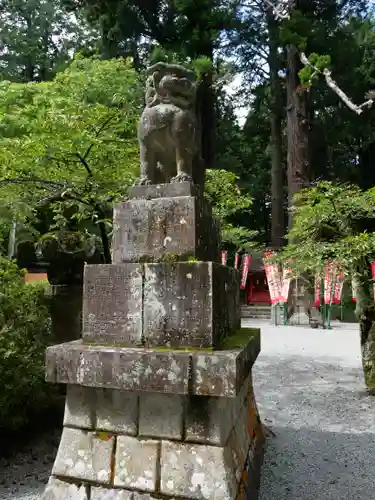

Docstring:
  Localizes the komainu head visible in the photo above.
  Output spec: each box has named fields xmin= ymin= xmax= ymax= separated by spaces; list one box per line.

xmin=144 ymin=62 xmax=197 ymax=110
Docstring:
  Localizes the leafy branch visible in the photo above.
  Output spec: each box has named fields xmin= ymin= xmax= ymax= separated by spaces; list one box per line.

xmin=264 ymin=0 xmax=375 ymax=114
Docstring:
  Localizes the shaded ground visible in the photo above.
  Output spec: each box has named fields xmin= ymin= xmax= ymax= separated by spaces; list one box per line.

xmin=0 ymin=321 xmax=374 ymax=499
xmin=250 ymin=321 xmax=375 ymax=500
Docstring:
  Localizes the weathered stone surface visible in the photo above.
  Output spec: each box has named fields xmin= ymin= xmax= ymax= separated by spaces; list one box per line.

xmin=63 ymin=385 xmax=95 ymax=429
xmin=91 ymin=489 xmax=161 ymax=500
xmin=185 ymin=395 xmax=234 ymax=446
xmin=143 ymin=262 xmax=240 ymax=348
xmin=46 ymin=332 xmax=260 ymax=397
xmin=52 ymin=428 xmax=114 ymax=483
xmin=160 ymin=441 xmax=235 ymax=499
xmin=235 ymin=331 xmax=261 ymax=394
xmin=213 ymin=263 xmax=241 ymax=339
xmin=130 ymin=182 xmax=198 ymax=199
xmin=82 ymin=264 xmax=143 ymax=345
xmin=96 ymin=389 xmax=138 ymax=434
xmin=91 ymin=489 xmax=130 ymax=500
xmin=139 ymin=393 xmax=184 ymax=439
xmin=41 ymin=478 xmax=87 ymax=500
xmin=114 ymin=436 xmax=158 ymax=491
xmin=46 ymin=341 xmax=191 ymax=395
xmin=234 ymin=395 xmax=251 ymax=462
xmin=192 ymin=330 xmax=260 ymax=397
xmin=240 ymin=435 xmax=265 ymax=500
xmin=112 ymin=195 xmax=220 ymax=264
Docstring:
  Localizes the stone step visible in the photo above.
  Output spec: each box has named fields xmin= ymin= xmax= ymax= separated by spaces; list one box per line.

xmin=241 ymin=305 xmax=285 ymax=321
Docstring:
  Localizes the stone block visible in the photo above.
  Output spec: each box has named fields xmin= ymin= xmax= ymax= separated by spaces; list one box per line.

xmin=41 ymin=478 xmax=87 ymax=500
xmin=91 ymin=489 xmax=130 ymax=500
xmin=82 ymin=264 xmax=143 ymax=345
xmin=112 ymin=194 xmax=220 ymax=264
xmin=46 ymin=341 xmax=191 ymax=395
xmin=46 ymin=332 xmax=260 ymax=397
xmin=130 ymin=182 xmax=198 ymax=199
xmin=114 ymin=436 xmax=159 ymax=491
xmin=139 ymin=393 xmax=184 ymax=439
xmin=192 ymin=329 xmax=260 ymax=397
xmin=92 ymin=490 xmax=159 ymax=500
xmin=143 ymin=262 xmax=240 ymax=348
xmin=63 ymin=385 xmax=96 ymax=429
xmin=234 ymin=396 xmax=251 ymax=462
xmin=52 ymin=427 xmax=114 ymax=483
xmin=160 ymin=441 xmax=235 ymax=499
xmin=185 ymin=395 xmax=234 ymax=446
xmin=96 ymin=389 xmax=138 ymax=435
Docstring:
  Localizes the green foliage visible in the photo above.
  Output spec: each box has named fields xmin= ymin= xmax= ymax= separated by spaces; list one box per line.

xmin=204 ymin=169 xmax=257 ymax=250
xmin=0 ymin=257 xmax=55 ymax=430
xmin=280 ymin=181 xmax=375 ymax=275
xmin=0 ymin=0 xmax=99 ymax=82
xmin=0 ymin=57 xmax=142 ymax=259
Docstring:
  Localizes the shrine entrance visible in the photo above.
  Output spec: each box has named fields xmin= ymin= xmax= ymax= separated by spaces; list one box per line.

xmin=247 ymin=271 xmax=271 ymax=305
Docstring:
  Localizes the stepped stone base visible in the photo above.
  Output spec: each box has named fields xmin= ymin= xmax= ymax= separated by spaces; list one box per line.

xmin=42 ymin=331 xmax=264 ymax=500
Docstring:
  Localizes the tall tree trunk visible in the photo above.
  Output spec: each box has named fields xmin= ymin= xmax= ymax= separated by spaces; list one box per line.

xmin=286 ymin=43 xmax=310 ymax=230
xmin=194 ymin=39 xmax=216 ymax=172
xmin=196 ymin=70 xmax=216 ymax=171
xmin=354 ymin=265 xmax=375 ymax=393
xmin=267 ymin=8 xmax=284 ymax=249
xmin=286 ymin=1 xmax=311 ymax=325
xmin=24 ymin=16 xmax=35 ymax=81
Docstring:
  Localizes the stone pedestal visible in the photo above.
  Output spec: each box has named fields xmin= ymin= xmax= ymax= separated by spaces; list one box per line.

xmin=42 ymin=183 xmax=264 ymax=500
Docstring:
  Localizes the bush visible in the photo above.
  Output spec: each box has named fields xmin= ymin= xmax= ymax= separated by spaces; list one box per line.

xmin=0 ymin=258 xmax=56 ymax=430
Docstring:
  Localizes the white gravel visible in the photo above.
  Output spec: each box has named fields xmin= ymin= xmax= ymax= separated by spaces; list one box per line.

xmin=251 ymin=320 xmax=375 ymax=500
xmin=0 ymin=321 xmax=374 ymax=500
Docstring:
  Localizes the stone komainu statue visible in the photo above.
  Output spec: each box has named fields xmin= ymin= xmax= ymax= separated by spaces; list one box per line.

xmin=137 ymin=62 xmax=205 ymax=188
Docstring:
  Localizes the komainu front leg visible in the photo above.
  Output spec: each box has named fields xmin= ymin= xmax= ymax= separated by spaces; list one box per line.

xmin=171 ymin=150 xmax=193 ymax=183
xmin=137 ymin=144 xmax=156 ymax=185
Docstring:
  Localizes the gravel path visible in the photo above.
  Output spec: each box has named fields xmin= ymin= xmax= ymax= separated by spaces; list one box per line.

xmin=251 ymin=321 xmax=375 ymax=500
xmin=1 ymin=321 xmax=374 ymax=499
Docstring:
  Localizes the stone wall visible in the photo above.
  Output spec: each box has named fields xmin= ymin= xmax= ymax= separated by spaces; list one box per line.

xmin=43 ymin=372 xmax=264 ymax=499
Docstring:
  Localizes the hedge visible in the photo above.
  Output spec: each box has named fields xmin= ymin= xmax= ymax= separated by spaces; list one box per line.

xmin=0 ymin=257 xmax=57 ymax=430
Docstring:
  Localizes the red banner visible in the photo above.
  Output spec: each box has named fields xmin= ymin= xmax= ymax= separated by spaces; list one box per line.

xmin=263 ymin=252 xmax=282 ymax=304
xmin=240 ymin=255 xmax=250 ymax=290
xmin=324 ymin=261 xmax=336 ymax=305
xmin=221 ymin=250 xmax=227 ymax=265
xmin=352 ymin=279 xmax=357 ymax=303
xmin=280 ymin=267 xmax=292 ymax=303
xmin=332 ymin=273 xmax=345 ymax=304
xmin=234 ymin=253 xmax=239 ymax=269
xmin=314 ymin=276 xmax=321 ymax=307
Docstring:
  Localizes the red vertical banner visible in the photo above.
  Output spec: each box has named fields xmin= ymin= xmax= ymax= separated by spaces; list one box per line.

xmin=280 ymin=267 xmax=292 ymax=303
xmin=263 ymin=251 xmax=282 ymax=304
xmin=332 ymin=273 xmax=345 ymax=304
xmin=324 ymin=261 xmax=334 ymax=305
xmin=352 ymin=279 xmax=357 ymax=303
xmin=370 ymin=262 xmax=375 ymax=303
xmin=314 ymin=275 xmax=321 ymax=307
xmin=240 ymin=254 xmax=250 ymax=290
xmin=221 ymin=250 xmax=227 ymax=265
xmin=234 ymin=253 xmax=239 ymax=269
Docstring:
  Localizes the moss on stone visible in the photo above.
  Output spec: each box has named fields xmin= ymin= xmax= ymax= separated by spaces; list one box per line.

xmin=220 ymin=328 xmax=260 ymax=350
xmin=148 ymin=345 xmax=214 ymax=353
xmin=84 ymin=328 xmax=260 ymax=353
xmin=187 ymin=256 xmax=200 ymax=262
xmin=137 ymin=253 xmax=202 ymax=264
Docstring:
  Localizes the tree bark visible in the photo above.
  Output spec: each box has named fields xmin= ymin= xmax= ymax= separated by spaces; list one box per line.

xmin=354 ymin=267 xmax=375 ymax=393
xmin=196 ymin=69 xmax=216 ymax=171
xmin=267 ymin=8 xmax=284 ymax=248
xmin=286 ymin=43 xmax=310 ymax=230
